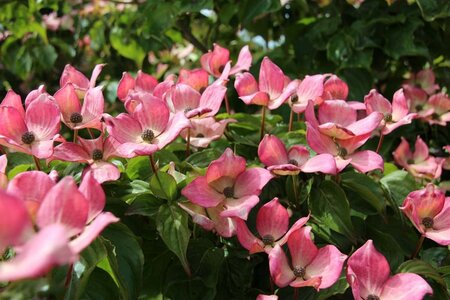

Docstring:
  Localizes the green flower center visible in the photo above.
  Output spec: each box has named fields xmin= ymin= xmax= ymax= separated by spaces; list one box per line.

xmin=223 ymin=186 xmax=234 ymax=198
xmin=92 ymin=149 xmax=103 ymax=161
xmin=70 ymin=112 xmax=83 ymax=124
xmin=21 ymin=131 xmax=35 ymax=144
xmin=262 ymin=235 xmax=275 ymax=246
xmin=422 ymin=217 xmax=434 ymax=229
xmin=141 ymin=129 xmax=155 ymax=143
xmin=367 ymin=295 xmax=380 ymax=300
xmin=293 ymin=266 xmax=306 ymax=278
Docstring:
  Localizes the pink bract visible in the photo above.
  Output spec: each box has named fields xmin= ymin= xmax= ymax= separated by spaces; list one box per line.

xmin=322 ymin=75 xmax=349 ymax=100
xmin=236 ymin=197 xmax=309 ymax=254
xmin=0 ymin=94 xmax=61 ymax=159
xmin=347 ymin=240 xmax=432 ymax=300
xmin=0 ymin=155 xmax=7 ymax=189
xmin=269 ymin=226 xmax=347 ymax=290
xmin=52 ymin=133 xmax=121 ymax=183
xmin=117 ymin=70 xmax=158 ymax=102
xmin=181 ymin=148 xmax=273 ymax=220
xmin=54 ymin=83 xmax=104 ymax=130
xmin=364 ymin=89 xmax=417 ymax=135
xmin=290 ymin=74 xmax=326 ymax=113
xmin=393 ymin=136 xmax=444 ymax=180
xmin=235 ymin=57 xmax=298 ymax=110
xmin=104 ymin=95 xmax=190 ymax=158
xmin=201 ymin=44 xmax=252 ymax=77
xmin=258 ymin=134 xmax=337 ymax=175
xmin=180 ymin=117 xmax=235 ymax=148
xmin=60 ymin=64 xmax=104 ymax=98
xmin=400 ymin=184 xmax=450 ymax=245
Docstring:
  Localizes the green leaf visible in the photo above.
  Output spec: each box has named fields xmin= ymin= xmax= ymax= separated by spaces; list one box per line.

xmin=185 ymin=148 xmax=222 ymax=168
xmin=383 ymin=19 xmax=428 ymax=59
xmin=82 ymin=268 xmax=120 ymax=300
xmin=156 ymin=204 xmax=191 ymax=275
xmin=380 ymin=170 xmax=419 ymax=206
xmin=66 ymin=238 xmax=108 ymax=300
xmin=397 ymin=259 xmax=445 ymax=286
xmin=150 ymin=172 xmax=178 ymax=201
xmin=309 ymin=180 xmax=356 ymax=243
xmin=126 ymin=193 xmax=165 ymax=218
xmin=126 ymin=156 xmax=152 ymax=180
xmin=416 ymin=0 xmax=450 ymax=21
xmin=110 ymin=27 xmax=146 ymax=67
xmin=101 ymin=223 xmax=144 ymax=300
xmin=341 ymin=172 xmax=386 ymax=214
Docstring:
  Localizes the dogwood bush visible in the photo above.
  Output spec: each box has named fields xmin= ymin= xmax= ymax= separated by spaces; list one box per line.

xmin=0 ymin=41 xmax=449 ymax=299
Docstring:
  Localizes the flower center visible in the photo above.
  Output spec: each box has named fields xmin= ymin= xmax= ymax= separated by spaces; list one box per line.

xmin=431 ymin=113 xmax=440 ymax=120
xmin=141 ymin=129 xmax=155 ymax=143
xmin=70 ymin=112 xmax=83 ymax=124
xmin=196 ymin=133 xmax=205 ymax=138
xmin=21 ymin=131 xmax=35 ymax=144
xmin=288 ymin=159 xmax=298 ymax=166
xmin=407 ymin=159 xmax=415 ymax=164
xmin=218 ymin=65 xmax=225 ymax=73
xmin=291 ymin=96 xmax=298 ymax=103
xmin=293 ymin=266 xmax=306 ymax=278
xmin=92 ymin=149 xmax=103 ymax=161
xmin=223 ymin=186 xmax=234 ymax=198
xmin=415 ymin=105 xmax=423 ymax=111
xmin=262 ymin=235 xmax=275 ymax=246
xmin=199 ymin=87 xmax=206 ymax=94
xmin=366 ymin=295 xmax=380 ymax=300
xmin=337 ymin=146 xmax=347 ymax=158
xmin=422 ymin=217 xmax=434 ymax=229
xmin=384 ymin=114 xmax=392 ymax=122
xmin=184 ymin=107 xmax=192 ymax=113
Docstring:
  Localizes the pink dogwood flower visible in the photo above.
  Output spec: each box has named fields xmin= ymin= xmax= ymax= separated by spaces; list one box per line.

xmin=54 ymin=83 xmax=104 ymax=130
xmin=235 ymin=57 xmax=298 ymax=110
xmin=290 ymin=75 xmax=326 ymax=113
xmin=60 ymin=64 xmax=104 ymax=98
xmin=306 ymin=99 xmax=383 ymax=140
xmin=0 ymin=190 xmax=33 ymax=254
xmin=257 ymin=295 xmax=278 ymax=300
xmin=322 ymin=75 xmax=349 ymax=100
xmin=364 ymin=89 xmax=417 ymax=135
xmin=422 ymin=93 xmax=450 ymax=126
xmin=305 ymin=101 xmax=384 ymax=173
xmin=0 ymin=224 xmax=77 ymax=282
xmin=393 ymin=136 xmax=444 ymax=180
xmin=104 ymin=95 xmax=190 ymax=157
xmin=178 ymin=202 xmax=236 ymax=237
xmin=400 ymin=184 xmax=450 ymax=245
xmin=347 ymin=240 xmax=433 ymax=300
xmin=182 ymin=148 xmax=273 ymax=220
xmin=201 ymin=44 xmax=252 ymax=77
xmin=236 ymin=197 xmax=309 ymax=254
xmin=258 ymin=134 xmax=337 ymax=175
xmin=178 ymin=68 xmax=209 ymax=92
xmin=180 ymin=117 xmax=235 ymax=148
xmin=0 ymin=94 xmax=60 ymax=159
xmin=117 ymin=70 xmax=158 ymax=102
xmin=404 ymin=68 xmax=439 ymax=95
xmin=269 ymin=226 xmax=347 ymax=290
xmin=51 ymin=134 xmax=121 ymax=183
xmin=0 ymin=155 xmax=7 ymax=189
xmin=166 ymin=83 xmax=227 ymax=118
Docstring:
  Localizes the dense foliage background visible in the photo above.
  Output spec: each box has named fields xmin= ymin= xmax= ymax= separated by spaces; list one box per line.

xmin=1 ymin=0 xmax=450 ymax=299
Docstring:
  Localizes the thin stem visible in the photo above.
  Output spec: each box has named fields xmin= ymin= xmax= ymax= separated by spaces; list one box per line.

xmin=73 ymin=129 xmax=79 ymax=143
xmin=149 ymin=154 xmax=158 ymax=175
xmin=87 ymin=128 xmax=95 ymax=139
xmin=260 ymin=106 xmax=266 ymax=141
xmin=288 ymin=109 xmax=294 ymax=132
xmin=186 ymin=127 xmax=191 ymax=158
xmin=291 ymin=175 xmax=298 ymax=204
xmin=33 ymin=156 xmax=41 ymax=171
xmin=376 ymin=133 xmax=385 ymax=153
xmin=294 ymin=287 xmax=299 ymax=300
xmin=224 ymin=93 xmax=230 ymax=115
xmin=64 ymin=264 xmax=73 ymax=288
xmin=412 ymin=235 xmax=425 ymax=259
xmin=0 ymin=145 xmax=4 ymax=154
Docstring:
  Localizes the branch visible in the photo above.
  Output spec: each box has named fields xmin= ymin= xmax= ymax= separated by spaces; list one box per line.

xmin=176 ymin=18 xmax=208 ymax=53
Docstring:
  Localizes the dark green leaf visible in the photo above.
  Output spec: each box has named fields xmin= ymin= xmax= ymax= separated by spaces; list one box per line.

xmin=309 ymin=180 xmax=356 ymax=243
xmin=156 ymin=204 xmax=191 ymax=275
xmin=397 ymin=260 xmax=445 ymax=286
xmin=150 ymin=172 xmax=178 ymax=201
